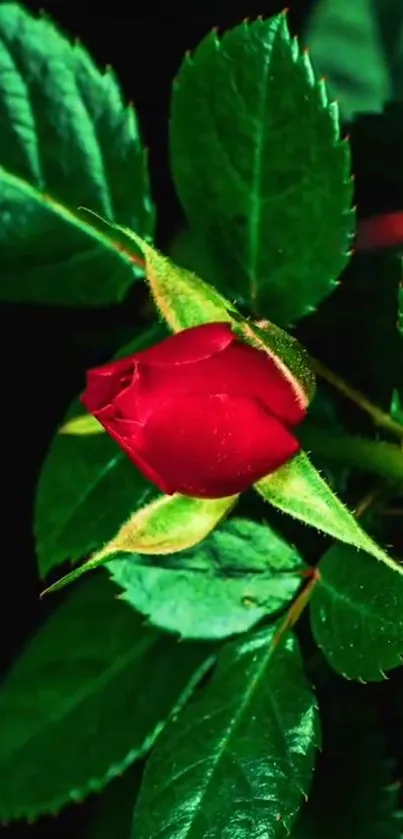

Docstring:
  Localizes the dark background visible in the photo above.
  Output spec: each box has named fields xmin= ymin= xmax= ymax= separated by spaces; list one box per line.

xmin=0 ymin=1 xmax=398 ymax=836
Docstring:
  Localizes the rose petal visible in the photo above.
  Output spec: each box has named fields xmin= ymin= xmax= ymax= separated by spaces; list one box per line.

xmin=137 ymin=393 xmax=300 ymax=498
xmin=356 ymin=212 xmax=403 ymax=252
xmin=91 ymin=407 xmax=173 ymax=494
xmin=130 ymin=339 xmax=306 ymax=427
xmin=82 ymin=357 xmax=135 ymax=412
xmin=131 ymin=322 xmax=235 ymax=365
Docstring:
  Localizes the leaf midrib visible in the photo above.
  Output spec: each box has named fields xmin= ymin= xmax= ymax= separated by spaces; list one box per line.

xmin=153 ymin=636 xmax=300 ymax=839
xmin=0 ymin=164 xmax=135 ymax=266
xmin=247 ymin=46 xmax=270 ymax=304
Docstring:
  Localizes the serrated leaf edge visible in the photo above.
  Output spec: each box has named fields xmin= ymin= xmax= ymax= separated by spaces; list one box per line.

xmin=2 ymin=650 xmax=215 ymax=823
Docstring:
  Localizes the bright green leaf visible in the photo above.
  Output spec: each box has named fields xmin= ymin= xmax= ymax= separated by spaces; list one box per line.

xmin=0 ymin=575 xmax=211 ymax=821
xmin=109 ymin=518 xmax=305 ymax=641
xmin=60 ymin=414 xmax=104 ymax=436
xmin=170 ymin=12 xmax=354 ymax=325
xmin=255 ymin=451 xmax=399 ymax=572
xmin=35 ymin=323 xmax=167 ymax=579
xmin=311 ymin=544 xmax=403 ymax=681
xmin=41 ymin=493 xmax=239 ymax=597
xmin=0 ymin=3 xmax=154 ymax=306
xmin=117 ymin=227 xmax=238 ymax=331
xmin=132 ymin=624 xmax=320 ymax=839
xmin=304 ymin=0 xmax=403 ymax=121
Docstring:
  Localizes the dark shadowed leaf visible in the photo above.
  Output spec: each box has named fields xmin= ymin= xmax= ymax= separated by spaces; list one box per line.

xmin=109 ymin=517 xmax=305 ymax=640
xmin=304 ymin=0 xmax=403 ymax=121
xmin=0 ymin=575 xmax=211 ymax=821
xmin=311 ymin=544 xmax=403 ymax=680
xmin=170 ymin=12 xmax=353 ymax=325
xmin=35 ymin=323 xmax=167 ymax=578
xmin=132 ymin=624 xmax=320 ymax=839
xmin=0 ymin=3 xmax=154 ymax=305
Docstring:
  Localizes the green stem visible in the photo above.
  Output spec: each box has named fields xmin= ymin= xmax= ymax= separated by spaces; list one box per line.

xmin=309 ymin=355 xmax=403 ymax=440
xmin=299 ymin=423 xmax=403 ymax=483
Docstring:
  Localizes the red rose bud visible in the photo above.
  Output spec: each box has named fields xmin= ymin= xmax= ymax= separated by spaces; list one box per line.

xmin=81 ymin=322 xmax=307 ymax=499
xmin=356 ymin=211 xmax=403 ymax=252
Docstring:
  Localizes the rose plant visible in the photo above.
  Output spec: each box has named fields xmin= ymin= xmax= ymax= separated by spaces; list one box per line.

xmin=0 ymin=2 xmax=403 ymax=839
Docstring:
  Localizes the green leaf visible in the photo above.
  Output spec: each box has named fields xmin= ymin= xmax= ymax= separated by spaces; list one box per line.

xmin=109 ymin=517 xmax=305 ymax=641
xmin=60 ymin=414 xmax=104 ymax=436
xmin=293 ymin=684 xmax=402 ymax=839
xmin=310 ymin=544 xmax=403 ymax=681
xmin=35 ymin=323 xmax=167 ymax=578
xmin=116 ymin=226 xmax=238 ymax=331
xmin=390 ymin=387 xmax=403 ymax=426
xmin=0 ymin=3 xmax=154 ymax=306
xmin=398 ymin=268 xmax=403 ymax=338
xmin=170 ymin=12 xmax=354 ymax=325
xmin=0 ymin=575 xmax=211 ymax=821
xmin=132 ymin=624 xmax=320 ymax=839
xmin=304 ymin=0 xmax=403 ymax=121
xmin=42 ymin=493 xmax=239 ymax=597
xmin=255 ymin=451 xmax=399 ymax=572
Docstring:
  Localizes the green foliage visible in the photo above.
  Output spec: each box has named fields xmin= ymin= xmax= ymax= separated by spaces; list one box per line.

xmin=131 ymin=624 xmax=320 ymax=839
xmin=391 ymin=388 xmax=403 ymax=424
xmin=40 ymin=494 xmax=239 ymax=597
xmin=170 ymin=13 xmax=354 ymax=325
xmin=305 ymin=0 xmax=403 ymax=121
xmin=0 ymin=2 xmax=154 ymax=306
xmin=1 ymin=4 xmax=403 ymax=837
xmin=299 ymin=423 xmax=403 ymax=482
xmin=0 ymin=575 xmax=211 ymax=821
xmin=310 ymin=544 xmax=403 ymax=680
xmin=35 ymin=323 xmax=167 ymax=578
xmin=255 ymin=451 xmax=397 ymax=569
xmin=108 ymin=518 xmax=305 ymax=640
